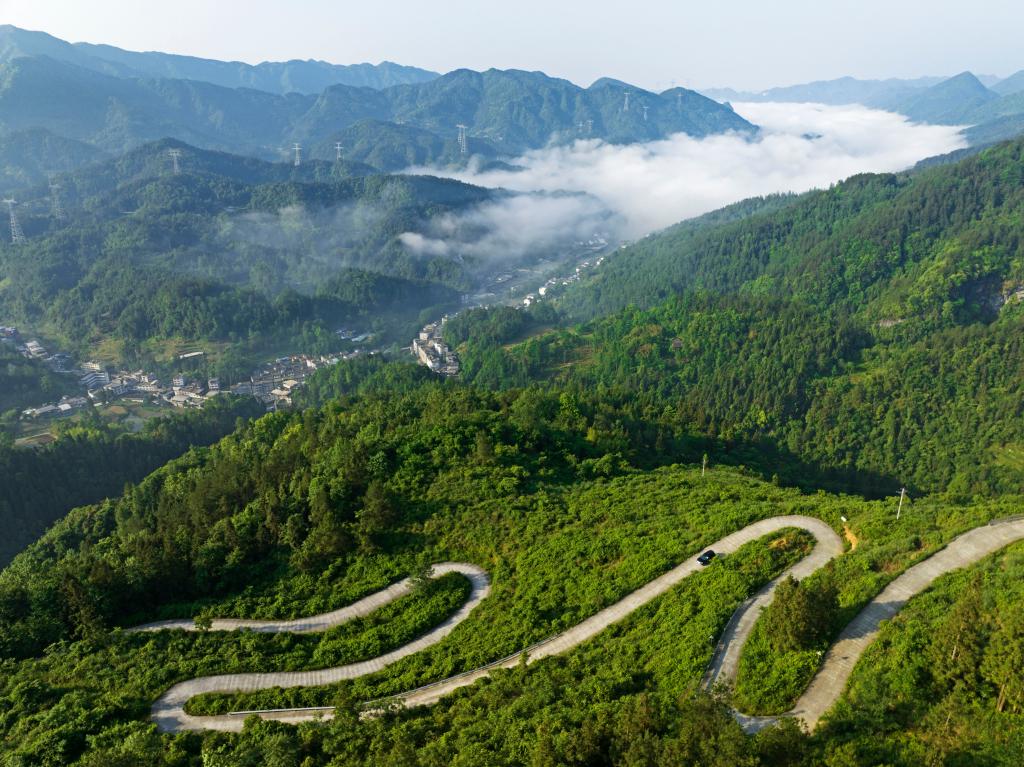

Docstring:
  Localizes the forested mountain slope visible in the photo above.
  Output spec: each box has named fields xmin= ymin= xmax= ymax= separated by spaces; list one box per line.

xmin=0 ymin=127 xmax=108 ymax=191
xmin=1 ymin=381 xmax=1022 ymax=765
xmin=454 ymin=138 xmax=1024 ymax=498
xmin=0 ymin=54 xmax=754 ymax=169
xmin=0 ymin=395 xmax=262 ymax=569
xmin=0 ymin=343 xmax=78 ymax=422
xmin=0 ymin=140 xmax=493 ymax=360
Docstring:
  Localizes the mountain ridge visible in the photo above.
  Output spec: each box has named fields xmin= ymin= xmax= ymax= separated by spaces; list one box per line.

xmin=0 ymin=53 xmax=755 ymax=172
xmin=0 ymin=24 xmax=439 ymax=93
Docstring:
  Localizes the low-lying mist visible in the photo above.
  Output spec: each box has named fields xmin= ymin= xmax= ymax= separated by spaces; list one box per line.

xmin=404 ymin=102 xmax=967 ymax=250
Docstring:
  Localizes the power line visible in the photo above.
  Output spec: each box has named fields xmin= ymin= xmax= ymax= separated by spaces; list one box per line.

xmin=4 ymin=199 xmax=25 ymax=244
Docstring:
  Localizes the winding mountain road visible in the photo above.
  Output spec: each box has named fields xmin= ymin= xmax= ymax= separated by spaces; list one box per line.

xmin=145 ymin=562 xmax=491 ymax=732
xmin=141 ymin=516 xmax=1024 ymax=734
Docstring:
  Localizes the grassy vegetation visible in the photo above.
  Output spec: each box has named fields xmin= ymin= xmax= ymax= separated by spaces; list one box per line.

xmin=732 ymin=492 xmax=1021 ymax=715
xmin=2 ymin=432 xmax=1021 ymax=766
xmin=818 ymin=540 xmax=1024 ymax=765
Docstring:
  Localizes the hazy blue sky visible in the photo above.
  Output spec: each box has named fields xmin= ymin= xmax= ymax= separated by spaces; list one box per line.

xmin=3 ymin=0 xmax=1021 ymax=90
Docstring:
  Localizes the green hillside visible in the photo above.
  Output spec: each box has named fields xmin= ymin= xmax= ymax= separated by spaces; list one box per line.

xmin=453 ymin=138 xmax=1024 ymax=498
xmin=0 ymin=394 xmax=262 ymax=569
xmin=0 ymin=127 xmax=108 ymax=191
xmin=5 ymin=34 xmax=1024 ymax=764
xmin=0 ymin=140 xmax=498 ymax=362
xmin=0 ymin=342 xmax=77 ymax=416
xmin=890 ymin=72 xmax=998 ymax=125
xmin=0 ymin=381 xmax=1021 ymax=765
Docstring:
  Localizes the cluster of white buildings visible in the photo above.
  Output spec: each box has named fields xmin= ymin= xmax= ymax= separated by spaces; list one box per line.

xmin=21 ymin=395 xmax=90 ymax=420
xmin=411 ymin=320 xmax=460 ymax=377
xmin=229 ymin=351 xmax=358 ymax=408
xmin=76 ymin=361 xmax=219 ymax=410
xmin=2 ymin=328 xmax=75 ymax=372
xmin=5 ymin=320 xmax=377 ymax=422
xmin=522 ymin=254 xmax=607 ymax=308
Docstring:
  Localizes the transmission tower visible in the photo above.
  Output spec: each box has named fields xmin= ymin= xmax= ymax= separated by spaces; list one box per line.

xmin=48 ymin=175 xmax=67 ymax=222
xmin=456 ymin=124 xmax=468 ymax=156
xmin=334 ymin=142 xmax=344 ymax=161
xmin=586 ymin=119 xmax=593 ymax=135
xmin=5 ymin=199 xmax=25 ymax=244
xmin=623 ymin=90 xmax=631 ymax=112
xmin=292 ymin=143 xmax=302 ymax=167
xmin=642 ymin=104 xmax=649 ymax=122
xmin=168 ymin=148 xmax=182 ymax=175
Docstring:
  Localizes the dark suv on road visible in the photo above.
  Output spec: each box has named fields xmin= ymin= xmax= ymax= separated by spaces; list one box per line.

xmin=697 ymin=550 xmax=716 ymax=566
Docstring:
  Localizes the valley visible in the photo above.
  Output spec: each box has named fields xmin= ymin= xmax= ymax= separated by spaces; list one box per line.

xmin=3 ymin=9 xmax=1024 ymax=767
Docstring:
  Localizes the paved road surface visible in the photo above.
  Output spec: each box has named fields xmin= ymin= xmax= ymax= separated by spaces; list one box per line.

xmin=739 ymin=518 xmax=1024 ymax=732
xmin=146 ymin=516 xmax=833 ymax=731
xmin=701 ymin=518 xmax=843 ymax=693
xmin=146 ymin=562 xmax=490 ymax=732
xmin=141 ymin=516 xmax=1024 ymax=734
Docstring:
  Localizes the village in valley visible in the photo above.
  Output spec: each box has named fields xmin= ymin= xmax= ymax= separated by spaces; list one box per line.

xmin=409 ymin=245 xmax=609 ymax=378
xmin=2 ymin=323 xmax=373 ymax=442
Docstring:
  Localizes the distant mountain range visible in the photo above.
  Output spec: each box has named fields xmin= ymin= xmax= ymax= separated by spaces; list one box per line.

xmin=700 ymin=72 xmax=1017 ymax=106
xmin=0 ymin=25 xmax=438 ymax=93
xmin=0 ymin=26 xmax=754 ymax=190
xmin=700 ymin=76 xmax=950 ymax=107
xmin=702 ymin=69 xmax=1024 ymax=147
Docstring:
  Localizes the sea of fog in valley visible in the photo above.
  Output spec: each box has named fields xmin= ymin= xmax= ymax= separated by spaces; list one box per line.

xmin=400 ymin=102 xmax=967 ymax=259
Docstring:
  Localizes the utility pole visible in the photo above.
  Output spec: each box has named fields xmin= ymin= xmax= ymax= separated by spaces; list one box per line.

xmin=168 ymin=148 xmax=182 ymax=175
xmin=895 ymin=487 xmax=907 ymax=520
xmin=456 ymin=124 xmax=468 ymax=156
xmin=292 ymin=143 xmax=302 ymax=167
xmin=4 ymin=199 xmax=25 ymax=244
xmin=334 ymin=141 xmax=344 ymax=161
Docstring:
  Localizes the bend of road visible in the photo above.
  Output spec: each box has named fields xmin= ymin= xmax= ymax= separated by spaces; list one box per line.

xmin=738 ymin=518 xmax=1024 ymax=733
xmin=145 ymin=562 xmax=490 ymax=732
xmin=141 ymin=516 xmax=1024 ymax=735
xmin=145 ymin=516 xmax=837 ymax=732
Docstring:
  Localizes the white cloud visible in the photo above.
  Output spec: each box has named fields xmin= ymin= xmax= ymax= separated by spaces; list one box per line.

xmin=399 ymin=192 xmax=616 ymax=264
xmin=404 ymin=102 xmax=966 ymax=242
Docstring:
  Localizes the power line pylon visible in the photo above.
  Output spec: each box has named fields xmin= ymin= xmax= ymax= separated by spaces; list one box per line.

xmin=4 ymin=199 xmax=25 ymax=244
xmin=456 ymin=124 xmax=468 ymax=156
xmin=292 ymin=143 xmax=302 ymax=167
xmin=48 ymin=174 xmax=67 ymax=222
xmin=335 ymin=142 xmax=344 ymax=161
xmin=168 ymin=148 xmax=182 ymax=175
